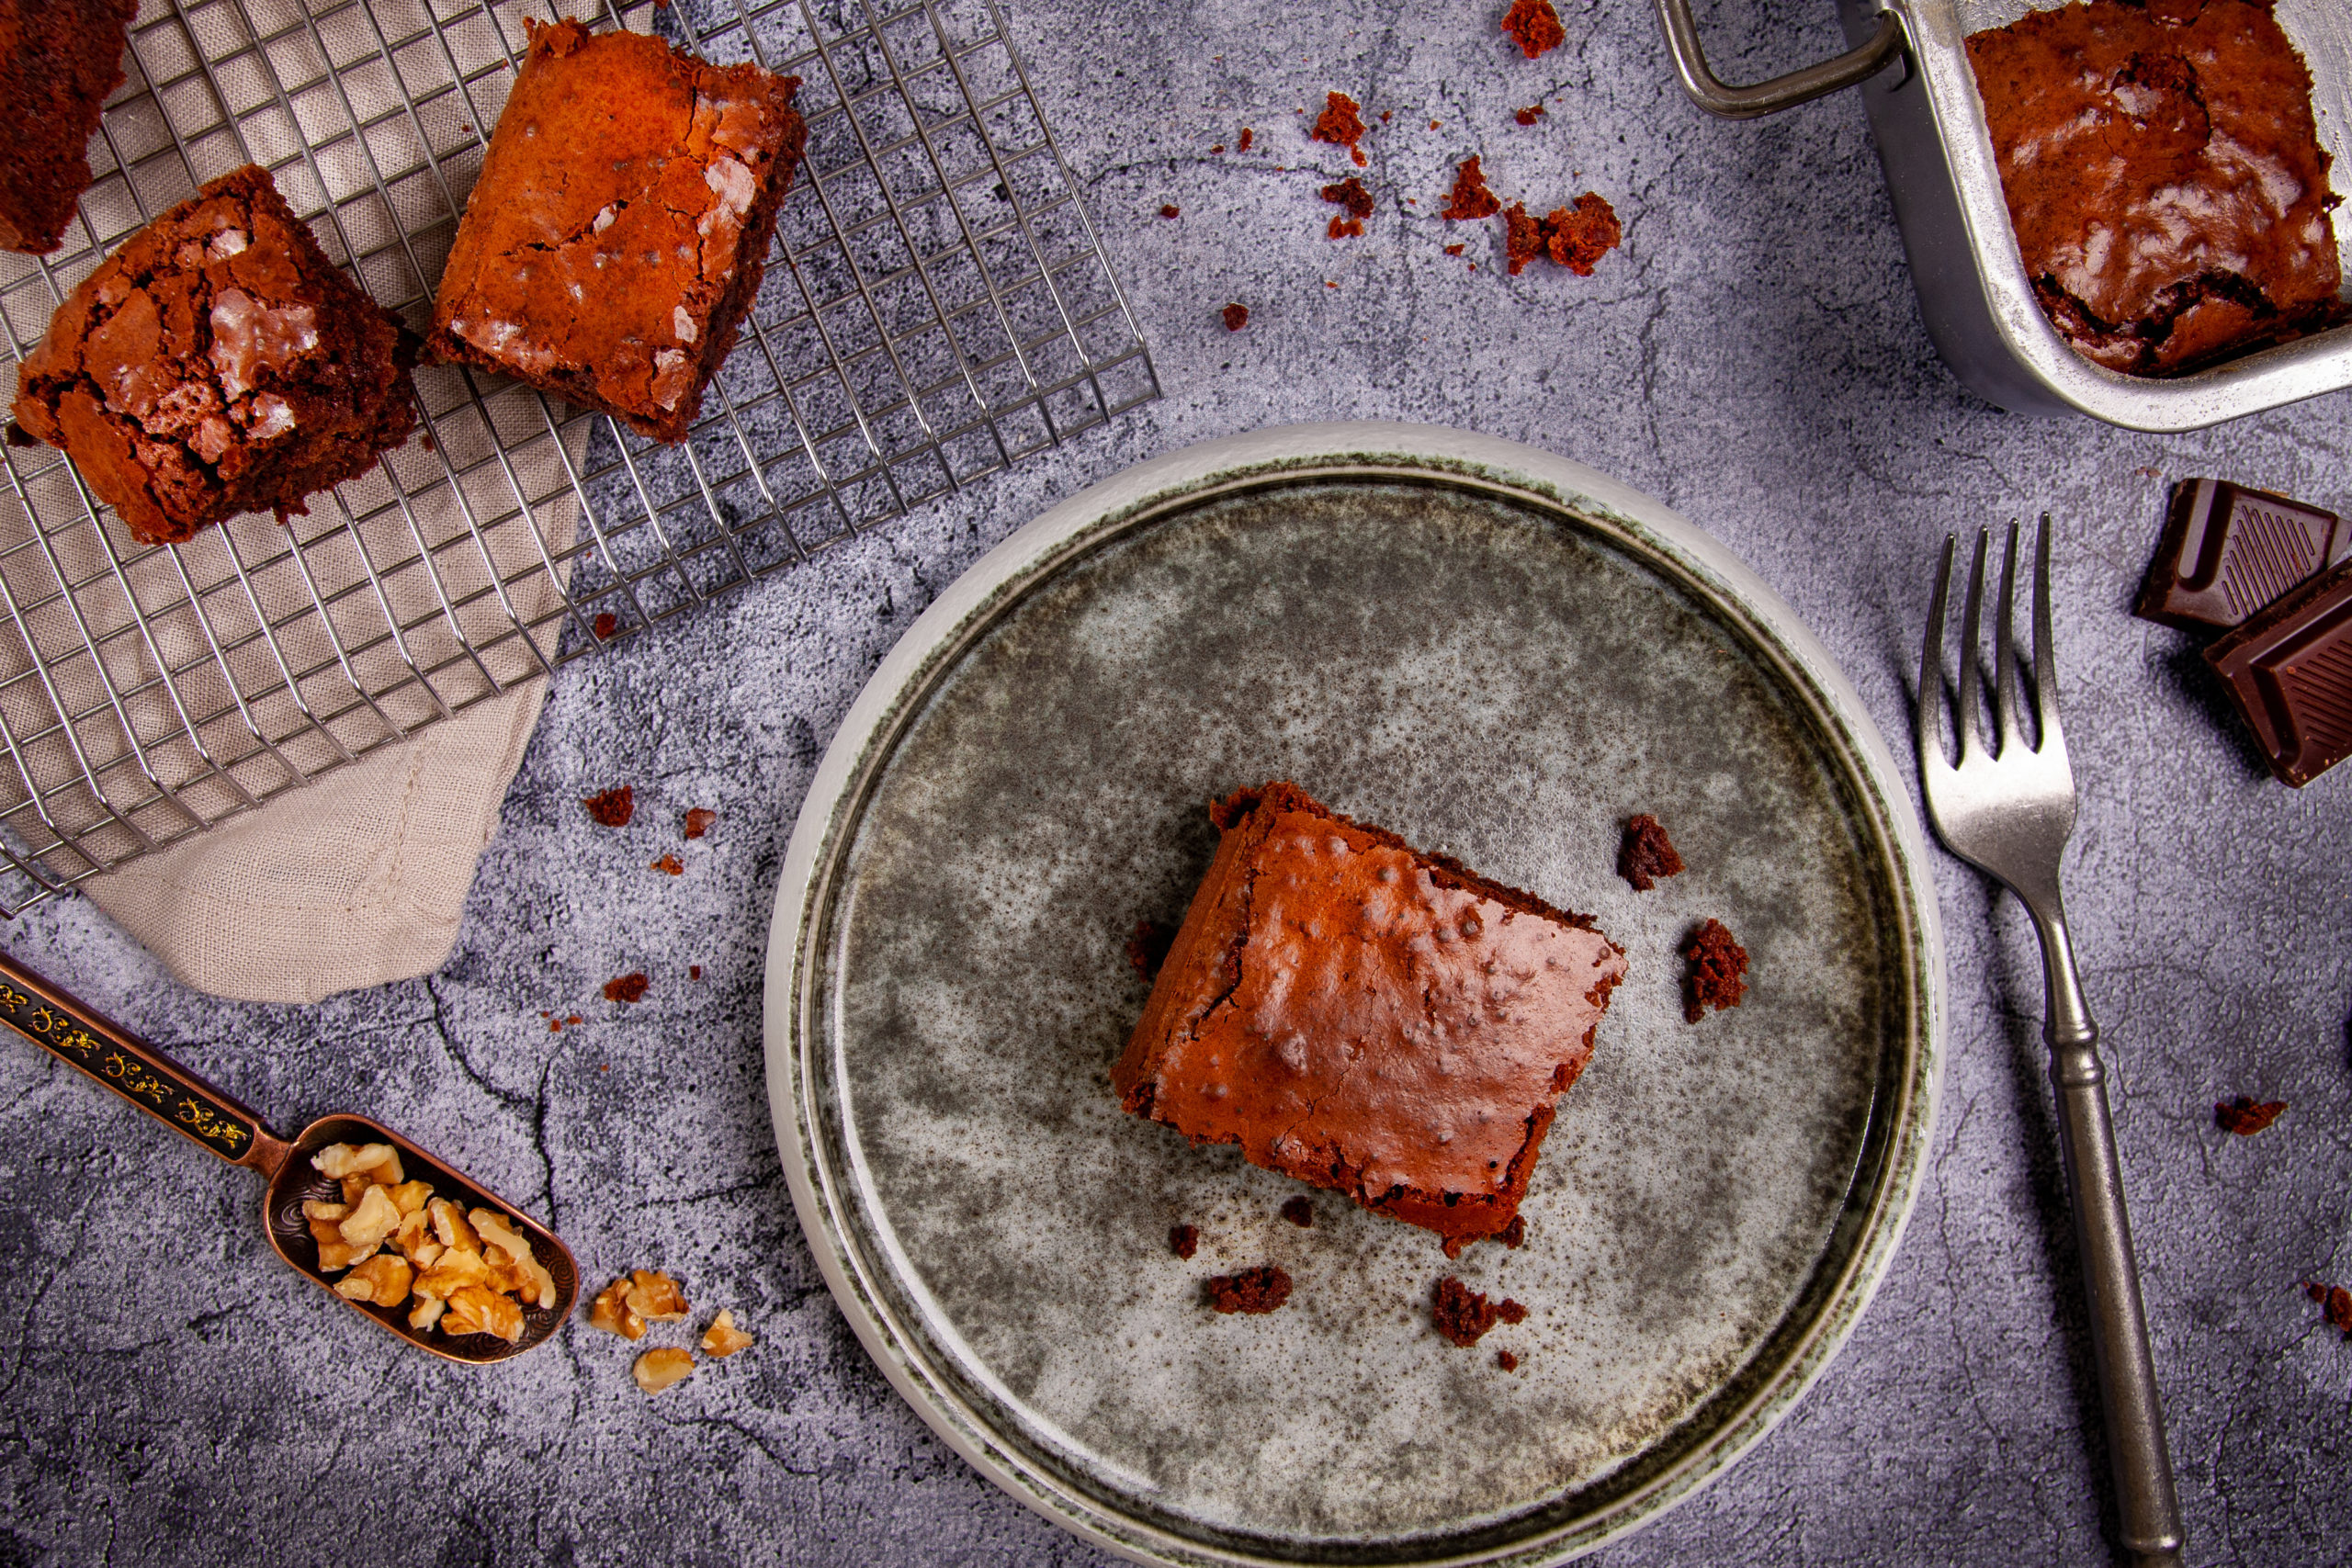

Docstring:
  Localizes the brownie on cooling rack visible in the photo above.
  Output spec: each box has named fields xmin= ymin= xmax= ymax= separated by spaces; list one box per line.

xmin=1 ymin=0 xmax=140 ymax=254
xmin=427 ymin=19 xmax=807 ymax=444
xmin=12 ymin=164 xmax=420 ymax=545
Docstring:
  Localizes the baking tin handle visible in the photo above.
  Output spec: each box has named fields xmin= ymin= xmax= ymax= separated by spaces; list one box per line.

xmin=0 ymin=946 xmax=288 ymax=1177
xmin=1652 ymin=0 xmax=1905 ymax=118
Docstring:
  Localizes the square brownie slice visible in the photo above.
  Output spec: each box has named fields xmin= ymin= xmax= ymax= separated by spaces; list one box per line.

xmin=426 ymin=19 xmax=807 ymax=444
xmin=1 ymin=0 xmax=139 ymax=254
xmin=12 ymin=164 xmax=420 ymax=546
xmin=1114 ymin=782 xmax=1627 ymax=1246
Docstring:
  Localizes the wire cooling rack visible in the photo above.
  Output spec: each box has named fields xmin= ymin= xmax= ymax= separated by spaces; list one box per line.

xmin=0 ymin=0 xmax=1156 ymax=915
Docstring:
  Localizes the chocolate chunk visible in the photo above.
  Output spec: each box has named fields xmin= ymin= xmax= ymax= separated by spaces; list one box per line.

xmin=2136 ymin=479 xmax=2347 ymax=634
xmin=2201 ymin=558 xmax=2352 ymax=786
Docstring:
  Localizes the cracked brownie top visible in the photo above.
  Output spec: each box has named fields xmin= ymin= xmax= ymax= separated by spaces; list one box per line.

xmin=1966 ymin=0 xmax=2346 ymax=378
xmin=12 ymin=164 xmax=417 ymax=545
xmin=427 ymin=18 xmax=805 ymax=443
xmin=1113 ymin=781 xmax=1625 ymax=1245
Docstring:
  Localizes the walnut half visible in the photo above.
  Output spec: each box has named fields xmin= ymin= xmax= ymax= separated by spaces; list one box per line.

xmin=632 ymin=1347 xmax=695 ymax=1395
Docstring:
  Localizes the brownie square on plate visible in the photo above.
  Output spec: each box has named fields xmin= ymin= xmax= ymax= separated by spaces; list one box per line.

xmin=427 ymin=19 xmax=807 ymax=443
xmin=12 ymin=164 xmax=420 ymax=546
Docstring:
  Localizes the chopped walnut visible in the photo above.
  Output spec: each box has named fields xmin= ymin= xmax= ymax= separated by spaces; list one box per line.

xmin=339 ymin=1184 xmax=404 ymax=1251
xmin=472 ymin=1209 xmax=559 ymax=1310
xmin=391 ymin=1209 xmax=442 ymax=1269
xmin=312 ymin=1142 xmax=401 ymax=1182
xmin=315 ymin=1237 xmax=380 ymax=1271
xmin=335 ymin=1254 xmax=414 ymax=1308
xmin=409 ymin=1295 xmax=447 ymax=1333
xmin=589 ymin=1278 xmax=648 ymax=1339
xmin=701 ymin=1309 xmax=755 ymax=1358
xmin=428 ymin=1198 xmax=481 ymax=1256
xmin=624 ymin=1269 xmax=689 ymax=1323
xmin=632 ymin=1347 xmax=695 ymax=1394
xmin=415 ymin=1247 xmax=492 ymax=1300
xmin=389 ymin=1179 xmax=434 ymax=1215
xmin=442 ymin=1284 xmax=526 ymax=1343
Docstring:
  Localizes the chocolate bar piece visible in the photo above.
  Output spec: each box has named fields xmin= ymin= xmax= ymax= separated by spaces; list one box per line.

xmin=2202 ymin=558 xmax=2352 ymax=787
xmin=2135 ymin=479 xmax=2347 ymax=634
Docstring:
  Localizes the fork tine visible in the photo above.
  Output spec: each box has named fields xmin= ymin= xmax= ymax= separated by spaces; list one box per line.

xmin=2031 ymin=513 xmax=2064 ymax=750
xmin=1954 ymin=528 xmax=1991 ymax=763
xmin=1918 ymin=534 xmax=1956 ymax=771
xmin=1994 ymin=520 xmax=2022 ymax=756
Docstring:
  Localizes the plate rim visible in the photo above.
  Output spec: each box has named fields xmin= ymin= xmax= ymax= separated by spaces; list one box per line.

xmin=761 ymin=421 xmax=1949 ymax=1566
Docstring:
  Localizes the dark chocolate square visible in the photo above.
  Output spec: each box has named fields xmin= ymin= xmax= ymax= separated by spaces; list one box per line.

xmin=2202 ymin=558 xmax=2352 ymax=787
xmin=2136 ymin=479 xmax=2346 ymax=634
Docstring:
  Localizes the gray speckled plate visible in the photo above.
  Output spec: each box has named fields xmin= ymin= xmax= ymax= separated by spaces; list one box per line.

xmin=762 ymin=424 xmax=1945 ymax=1566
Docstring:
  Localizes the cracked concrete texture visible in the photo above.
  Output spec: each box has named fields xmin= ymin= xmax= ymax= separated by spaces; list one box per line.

xmin=3 ymin=0 xmax=2350 ymax=1562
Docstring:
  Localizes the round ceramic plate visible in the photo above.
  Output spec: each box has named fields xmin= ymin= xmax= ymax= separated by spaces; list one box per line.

xmin=763 ymin=424 xmax=1944 ymax=1566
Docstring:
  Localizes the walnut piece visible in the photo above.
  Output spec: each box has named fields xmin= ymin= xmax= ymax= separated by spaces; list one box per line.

xmin=312 ymin=1142 xmax=401 ymax=1182
xmin=472 ymin=1209 xmax=558 ymax=1310
xmin=624 ymin=1269 xmax=688 ymax=1323
xmin=700 ymin=1309 xmax=755 ymax=1358
xmin=441 ymin=1284 xmax=526 ymax=1343
xmin=409 ymin=1295 xmax=447 ymax=1333
xmin=428 ymin=1198 xmax=481 ymax=1256
xmin=589 ymin=1279 xmax=647 ymax=1340
xmin=339 ymin=1184 xmax=404 ymax=1251
xmin=335 ymin=1254 xmax=413 ymax=1308
xmin=632 ymin=1347 xmax=695 ymax=1394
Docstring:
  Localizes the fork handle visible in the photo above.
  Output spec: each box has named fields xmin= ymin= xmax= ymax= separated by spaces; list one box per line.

xmin=2048 ymin=1024 xmax=2185 ymax=1567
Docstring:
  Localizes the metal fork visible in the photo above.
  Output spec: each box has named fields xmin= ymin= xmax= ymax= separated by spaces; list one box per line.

xmin=1916 ymin=520 xmax=2184 ymax=1568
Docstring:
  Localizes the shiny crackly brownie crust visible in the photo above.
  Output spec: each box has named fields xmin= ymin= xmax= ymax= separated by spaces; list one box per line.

xmin=1967 ymin=0 xmax=2347 ymax=378
xmin=13 ymin=164 xmax=419 ymax=546
xmin=1113 ymin=781 xmax=1626 ymax=1246
xmin=426 ymin=19 xmax=807 ymax=444
xmin=1 ymin=0 xmax=138 ymax=254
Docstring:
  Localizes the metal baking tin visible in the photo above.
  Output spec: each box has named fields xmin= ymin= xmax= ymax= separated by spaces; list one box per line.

xmin=1657 ymin=0 xmax=2352 ymax=431
xmin=761 ymin=423 xmax=1946 ymax=1565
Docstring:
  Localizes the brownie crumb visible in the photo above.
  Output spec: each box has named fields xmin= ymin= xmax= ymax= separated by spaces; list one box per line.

xmin=604 ymin=972 xmax=650 ymax=1004
xmin=1501 ymin=1214 xmax=1525 ymax=1249
xmin=1442 ymin=1235 xmax=1464 ymax=1259
xmin=1321 ymin=176 xmax=1373 ymax=239
xmin=1504 ymin=202 xmax=1545 ymax=275
xmin=1502 ymin=0 xmax=1566 ymax=59
xmin=1442 ymin=156 xmax=1501 ymax=220
xmin=1683 ymin=919 xmax=1749 ymax=1022
xmin=1170 ymin=1224 xmax=1199 ymax=1259
xmin=1311 ymin=91 xmax=1369 ymax=167
xmin=1238 ymin=127 xmax=1254 ymax=152
xmin=2308 ymin=1280 xmax=2352 ymax=1337
xmin=582 ymin=785 xmax=635 ymax=827
xmin=1433 ymin=1277 xmax=1526 ymax=1347
xmin=683 ymin=807 xmax=718 ymax=840
xmin=1222 ymin=302 xmax=1250 ymax=332
xmin=688 ymin=964 xmax=702 ymax=981
xmin=1126 ymin=919 xmax=1175 ymax=980
xmin=1280 ymin=1196 xmax=1315 ymax=1227
xmin=1516 ymin=105 xmax=1545 ymax=125
xmin=1496 ymin=1349 xmax=1519 ymax=1371
xmin=650 ymin=853 xmax=684 ymax=876
xmin=593 ymin=612 xmax=619 ymax=639
xmin=1618 ymin=814 xmax=1686 ymax=890
xmin=1207 ymin=1264 xmax=1292 ymax=1314
xmin=1211 ymin=143 xmax=1226 ymax=154
xmin=1444 ymin=243 xmax=1465 ymax=256
xmin=2215 ymin=1096 xmax=2286 ymax=1134
xmin=1544 ymin=192 xmax=1623 ymax=275
xmin=1159 ymin=203 xmax=1181 ymax=219
xmin=4 ymin=425 xmax=34 ymax=448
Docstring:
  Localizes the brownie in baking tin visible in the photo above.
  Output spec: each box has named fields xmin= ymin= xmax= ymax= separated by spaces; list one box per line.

xmin=427 ymin=19 xmax=807 ymax=444
xmin=13 ymin=164 xmax=420 ymax=546
xmin=1114 ymin=782 xmax=1627 ymax=1247
xmin=0 ymin=0 xmax=139 ymax=254
xmin=1966 ymin=0 xmax=2346 ymax=378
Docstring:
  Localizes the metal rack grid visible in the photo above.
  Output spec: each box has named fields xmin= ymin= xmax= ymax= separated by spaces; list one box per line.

xmin=0 ymin=0 xmax=1157 ymax=916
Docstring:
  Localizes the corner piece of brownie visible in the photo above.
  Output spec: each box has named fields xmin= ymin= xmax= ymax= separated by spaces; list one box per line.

xmin=13 ymin=164 xmax=419 ymax=546
xmin=427 ymin=19 xmax=807 ymax=444
xmin=1113 ymin=781 xmax=1627 ymax=1247
xmin=1 ymin=0 xmax=139 ymax=254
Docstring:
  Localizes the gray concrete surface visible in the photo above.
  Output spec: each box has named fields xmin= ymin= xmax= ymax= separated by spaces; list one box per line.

xmin=4 ymin=0 xmax=2350 ymax=1563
